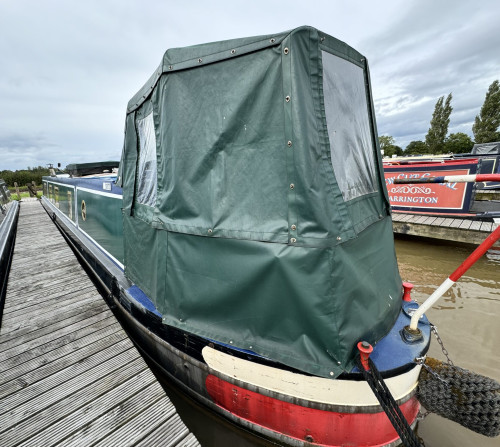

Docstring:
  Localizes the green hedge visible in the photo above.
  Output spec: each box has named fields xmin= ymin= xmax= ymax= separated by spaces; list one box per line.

xmin=0 ymin=166 xmax=50 ymax=187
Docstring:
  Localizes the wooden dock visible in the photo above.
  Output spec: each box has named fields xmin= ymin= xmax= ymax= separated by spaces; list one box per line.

xmin=0 ymin=200 xmax=199 ymax=447
xmin=392 ymin=212 xmax=500 ymax=247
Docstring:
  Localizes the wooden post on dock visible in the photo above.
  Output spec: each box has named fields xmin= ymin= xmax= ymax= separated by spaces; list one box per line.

xmin=14 ymin=182 xmax=20 ymax=200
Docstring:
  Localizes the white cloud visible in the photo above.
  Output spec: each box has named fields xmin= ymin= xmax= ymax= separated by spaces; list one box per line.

xmin=0 ymin=0 xmax=499 ymax=170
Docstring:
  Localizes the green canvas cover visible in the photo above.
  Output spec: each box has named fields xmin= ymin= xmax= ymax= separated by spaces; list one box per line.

xmin=120 ymin=26 xmax=402 ymax=378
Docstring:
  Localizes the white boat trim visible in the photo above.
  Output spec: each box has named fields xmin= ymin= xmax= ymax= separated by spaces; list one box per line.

xmin=202 ymin=346 xmax=420 ymax=407
xmin=76 ymin=186 xmax=123 ymax=199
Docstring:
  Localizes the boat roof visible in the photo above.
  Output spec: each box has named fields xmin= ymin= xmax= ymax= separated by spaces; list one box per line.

xmin=66 ymin=161 xmax=119 ymax=177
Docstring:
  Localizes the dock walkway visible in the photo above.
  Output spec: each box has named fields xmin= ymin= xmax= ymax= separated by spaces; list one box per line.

xmin=0 ymin=200 xmax=199 ymax=447
xmin=392 ymin=212 xmax=500 ymax=247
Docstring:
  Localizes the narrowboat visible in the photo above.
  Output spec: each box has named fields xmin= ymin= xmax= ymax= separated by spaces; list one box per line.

xmin=383 ymin=142 xmax=500 ymax=217
xmin=42 ymin=27 xmax=433 ymax=446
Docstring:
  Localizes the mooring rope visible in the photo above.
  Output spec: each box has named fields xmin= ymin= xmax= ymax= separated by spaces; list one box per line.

xmin=356 ymin=356 xmax=423 ymax=447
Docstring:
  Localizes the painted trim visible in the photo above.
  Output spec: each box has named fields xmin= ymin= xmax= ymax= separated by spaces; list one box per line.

xmin=42 ymin=180 xmax=77 ymax=190
xmin=76 ymin=186 xmax=123 ymax=199
xmin=202 ymin=346 xmax=420 ymax=407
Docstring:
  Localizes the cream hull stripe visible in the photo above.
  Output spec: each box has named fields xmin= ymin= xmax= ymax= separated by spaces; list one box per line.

xmin=202 ymin=346 xmax=420 ymax=407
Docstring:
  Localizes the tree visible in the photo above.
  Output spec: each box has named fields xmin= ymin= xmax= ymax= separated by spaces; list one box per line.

xmin=443 ymin=133 xmax=474 ymax=154
xmin=404 ymin=140 xmax=428 ymax=155
xmin=384 ymin=144 xmax=403 ymax=157
xmin=378 ymin=135 xmax=403 ymax=157
xmin=425 ymin=93 xmax=453 ymax=154
xmin=378 ymin=135 xmax=395 ymax=153
xmin=472 ymin=80 xmax=500 ymax=143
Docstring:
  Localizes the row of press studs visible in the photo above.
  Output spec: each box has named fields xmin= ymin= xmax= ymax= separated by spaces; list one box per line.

xmin=284 ymin=43 xmax=296 ymax=245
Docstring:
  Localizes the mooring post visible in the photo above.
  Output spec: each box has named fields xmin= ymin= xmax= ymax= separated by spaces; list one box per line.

xmin=14 ymin=182 xmax=20 ymax=200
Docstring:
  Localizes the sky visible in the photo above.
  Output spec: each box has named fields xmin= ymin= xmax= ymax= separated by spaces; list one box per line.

xmin=1 ymin=0 xmax=499 ymax=171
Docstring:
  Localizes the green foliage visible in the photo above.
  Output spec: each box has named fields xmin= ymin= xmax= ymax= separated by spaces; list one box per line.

xmin=378 ymin=135 xmax=403 ymax=157
xmin=384 ymin=145 xmax=403 ymax=157
xmin=472 ymin=80 xmax=500 ymax=143
xmin=405 ymin=140 xmax=429 ymax=155
xmin=425 ymin=93 xmax=453 ymax=154
xmin=378 ymin=135 xmax=395 ymax=150
xmin=0 ymin=166 xmax=50 ymax=187
xmin=443 ymin=133 xmax=474 ymax=154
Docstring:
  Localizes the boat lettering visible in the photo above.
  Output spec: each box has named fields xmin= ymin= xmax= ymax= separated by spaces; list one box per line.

xmin=390 ymin=196 xmax=439 ymax=204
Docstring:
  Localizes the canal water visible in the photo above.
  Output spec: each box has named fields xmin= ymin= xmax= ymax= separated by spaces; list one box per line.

xmin=153 ymin=235 xmax=500 ymax=447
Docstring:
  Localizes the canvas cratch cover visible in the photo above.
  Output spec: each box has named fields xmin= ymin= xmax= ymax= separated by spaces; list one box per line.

xmin=120 ymin=26 xmax=402 ymax=378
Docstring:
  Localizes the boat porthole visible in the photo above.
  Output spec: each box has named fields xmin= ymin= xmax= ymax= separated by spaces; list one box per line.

xmin=81 ymin=200 xmax=86 ymax=221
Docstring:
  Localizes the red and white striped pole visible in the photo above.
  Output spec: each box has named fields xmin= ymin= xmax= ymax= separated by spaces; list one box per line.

xmin=410 ymin=224 xmax=500 ymax=330
xmin=394 ymin=173 xmax=500 ymax=184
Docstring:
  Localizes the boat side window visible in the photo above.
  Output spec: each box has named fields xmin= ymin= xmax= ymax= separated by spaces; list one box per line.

xmin=322 ymin=51 xmax=378 ymax=201
xmin=135 ymin=111 xmax=158 ymax=207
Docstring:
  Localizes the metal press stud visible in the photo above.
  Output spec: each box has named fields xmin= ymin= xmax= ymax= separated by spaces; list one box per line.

xmin=231 ymin=49 xmax=236 ymax=54
xmin=287 ymin=140 xmax=292 ymax=147
xmin=283 ymin=47 xmax=289 ymax=55
xmin=330 ymin=371 xmax=334 ymax=376
xmin=285 ymin=96 xmax=290 ymax=102
xmin=168 ymin=65 xmax=173 ymax=70
xmin=290 ymin=183 xmax=295 ymax=190
xmin=198 ymin=58 xmax=203 ymax=63
xmin=336 ymin=236 xmax=342 ymax=241
xmin=291 ymin=224 xmax=296 ymax=231
xmin=208 ymin=228 xmax=213 ymax=234
xmin=270 ymin=38 xmax=276 ymax=43
xmin=290 ymin=238 xmax=296 ymax=243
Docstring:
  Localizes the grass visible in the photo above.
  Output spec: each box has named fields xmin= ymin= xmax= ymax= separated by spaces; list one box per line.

xmin=8 ymin=188 xmax=42 ymax=201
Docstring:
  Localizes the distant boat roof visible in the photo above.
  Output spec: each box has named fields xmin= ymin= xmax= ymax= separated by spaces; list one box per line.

xmin=66 ymin=161 xmax=119 ymax=177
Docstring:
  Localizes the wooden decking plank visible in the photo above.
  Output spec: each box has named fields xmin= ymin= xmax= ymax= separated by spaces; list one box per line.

xmin=0 ymin=310 xmax=113 ymax=359
xmin=431 ymin=217 xmax=446 ymax=227
xmin=2 ymin=291 xmax=101 ymax=332
xmin=5 ymin=263 xmax=89 ymax=292
xmin=400 ymin=214 xmax=414 ymax=222
xmin=458 ymin=219 xmax=473 ymax=230
xmin=4 ymin=270 xmax=94 ymax=298
xmin=0 ymin=316 xmax=117 ymax=371
xmin=14 ymin=371 xmax=160 ymax=447
xmin=0 ymin=331 xmax=126 ymax=399
xmin=0 ymin=201 xmax=196 ymax=446
xmin=0 ymin=346 xmax=137 ymax=427
xmin=7 ymin=255 xmax=80 ymax=283
xmin=134 ymin=413 xmax=194 ymax=447
xmin=67 ymin=386 xmax=175 ymax=447
xmin=469 ymin=220 xmax=483 ymax=231
xmin=3 ymin=277 xmax=94 ymax=309
xmin=448 ymin=218 xmax=463 ymax=228
xmin=480 ymin=221 xmax=493 ymax=232
xmin=10 ymin=248 xmax=74 ymax=265
xmin=3 ymin=282 xmax=97 ymax=315
xmin=0 ymin=360 xmax=148 ymax=447
xmin=0 ymin=323 xmax=122 ymax=384
xmin=0 ymin=300 xmax=110 ymax=346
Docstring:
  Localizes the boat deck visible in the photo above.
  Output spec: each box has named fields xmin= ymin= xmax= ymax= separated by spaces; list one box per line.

xmin=0 ymin=200 xmax=199 ymax=447
xmin=392 ymin=212 xmax=500 ymax=247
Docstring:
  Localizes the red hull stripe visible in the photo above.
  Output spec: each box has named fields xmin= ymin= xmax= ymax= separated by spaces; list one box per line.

xmin=206 ymin=375 xmax=420 ymax=446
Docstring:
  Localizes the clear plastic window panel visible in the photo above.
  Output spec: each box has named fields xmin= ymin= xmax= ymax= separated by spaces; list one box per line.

xmin=322 ymin=51 xmax=378 ymax=201
xmin=136 ymin=112 xmax=157 ymax=207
